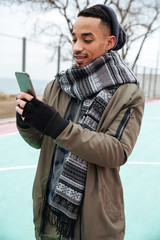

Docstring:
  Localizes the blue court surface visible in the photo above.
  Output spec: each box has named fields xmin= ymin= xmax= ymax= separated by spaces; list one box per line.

xmin=0 ymin=100 xmax=160 ymax=240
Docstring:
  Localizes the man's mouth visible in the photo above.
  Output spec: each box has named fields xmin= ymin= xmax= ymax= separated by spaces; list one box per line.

xmin=74 ymin=54 xmax=87 ymax=64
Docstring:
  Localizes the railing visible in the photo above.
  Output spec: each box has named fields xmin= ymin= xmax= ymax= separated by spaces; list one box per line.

xmin=134 ymin=65 xmax=160 ymax=99
xmin=0 ymin=34 xmax=160 ymax=99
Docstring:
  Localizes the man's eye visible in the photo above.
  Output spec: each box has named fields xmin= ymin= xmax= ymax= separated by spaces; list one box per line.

xmin=72 ymin=39 xmax=77 ymax=43
xmin=84 ymin=40 xmax=92 ymax=43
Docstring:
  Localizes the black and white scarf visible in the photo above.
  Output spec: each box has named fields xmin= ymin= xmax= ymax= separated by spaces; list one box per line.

xmin=47 ymin=51 xmax=138 ymax=239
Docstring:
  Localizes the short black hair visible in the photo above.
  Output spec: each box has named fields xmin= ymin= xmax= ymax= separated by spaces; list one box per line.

xmin=78 ymin=5 xmax=111 ymax=32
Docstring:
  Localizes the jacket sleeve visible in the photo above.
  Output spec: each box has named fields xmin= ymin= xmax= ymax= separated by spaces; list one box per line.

xmin=54 ymin=84 xmax=145 ymax=168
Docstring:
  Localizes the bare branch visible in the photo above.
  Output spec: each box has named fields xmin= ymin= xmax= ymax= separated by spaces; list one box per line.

xmin=75 ymin=0 xmax=80 ymax=11
xmin=132 ymin=6 xmax=160 ymax=69
xmin=121 ymin=0 xmax=134 ymax=24
xmin=2 ymin=0 xmax=160 ymax=68
xmin=83 ymin=0 xmax=90 ymax=9
xmin=103 ymin=0 xmax=112 ymax=5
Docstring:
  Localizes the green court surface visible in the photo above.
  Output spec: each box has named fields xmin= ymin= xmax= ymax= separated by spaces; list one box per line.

xmin=0 ymin=101 xmax=160 ymax=240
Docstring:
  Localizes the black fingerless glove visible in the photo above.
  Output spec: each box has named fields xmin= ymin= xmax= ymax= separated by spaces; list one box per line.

xmin=16 ymin=98 xmax=30 ymax=129
xmin=22 ymin=98 xmax=69 ymax=139
xmin=16 ymin=112 xmax=30 ymax=129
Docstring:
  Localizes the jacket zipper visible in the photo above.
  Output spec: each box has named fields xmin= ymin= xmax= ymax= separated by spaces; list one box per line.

xmin=115 ymin=107 xmax=133 ymax=141
xmin=77 ymin=109 xmax=133 ymax=240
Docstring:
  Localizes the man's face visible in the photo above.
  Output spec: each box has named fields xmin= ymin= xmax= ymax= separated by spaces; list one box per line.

xmin=72 ymin=17 xmax=112 ymax=67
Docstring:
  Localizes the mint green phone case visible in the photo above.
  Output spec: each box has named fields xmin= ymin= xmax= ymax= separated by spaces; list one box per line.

xmin=15 ymin=72 xmax=36 ymax=96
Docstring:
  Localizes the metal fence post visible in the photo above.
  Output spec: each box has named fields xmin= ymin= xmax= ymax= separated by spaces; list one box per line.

xmin=22 ymin=37 xmax=26 ymax=72
xmin=153 ymin=68 xmax=158 ymax=98
xmin=148 ymin=68 xmax=152 ymax=98
xmin=134 ymin=65 xmax=138 ymax=77
xmin=57 ymin=45 xmax=61 ymax=73
xmin=142 ymin=66 xmax=146 ymax=91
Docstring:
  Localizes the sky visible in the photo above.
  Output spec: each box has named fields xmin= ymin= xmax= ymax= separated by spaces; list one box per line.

xmin=0 ymin=4 xmax=69 ymax=81
xmin=0 ymin=3 xmax=160 ymax=81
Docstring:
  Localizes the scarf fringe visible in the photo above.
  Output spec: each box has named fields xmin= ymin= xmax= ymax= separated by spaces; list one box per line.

xmin=45 ymin=205 xmax=75 ymax=240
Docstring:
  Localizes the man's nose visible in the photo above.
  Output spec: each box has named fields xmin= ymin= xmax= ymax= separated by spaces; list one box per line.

xmin=73 ymin=40 xmax=84 ymax=52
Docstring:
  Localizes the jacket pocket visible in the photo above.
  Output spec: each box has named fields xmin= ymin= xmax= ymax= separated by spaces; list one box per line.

xmin=115 ymin=107 xmax=133 ymax=141
xmin=102 ymin=186 xmax=121 ymax=223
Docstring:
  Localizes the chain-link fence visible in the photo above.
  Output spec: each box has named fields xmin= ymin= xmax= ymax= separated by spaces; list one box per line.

xmin=134 ymin=65 xmax=160 ymax=99
xmin=0 ymin=34 xmax=160 ymax=98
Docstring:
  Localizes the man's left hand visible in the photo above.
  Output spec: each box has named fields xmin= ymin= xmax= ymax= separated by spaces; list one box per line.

xmin=16 ymin=92 xmax=69 ymax=139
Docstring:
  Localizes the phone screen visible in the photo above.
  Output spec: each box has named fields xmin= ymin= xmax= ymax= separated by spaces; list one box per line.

xmin=15 ymin=72 xmax=36 ymax=97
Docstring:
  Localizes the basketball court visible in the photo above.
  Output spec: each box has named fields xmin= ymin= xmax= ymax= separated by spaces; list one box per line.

xmin=0 ymin=100 xmax=160 ymax=240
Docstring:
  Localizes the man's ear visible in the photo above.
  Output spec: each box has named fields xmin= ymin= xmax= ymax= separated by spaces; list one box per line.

xmin=105 ymin=35 xmax=116 ymax=52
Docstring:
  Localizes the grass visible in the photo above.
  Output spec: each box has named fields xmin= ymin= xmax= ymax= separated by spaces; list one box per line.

xmin=0 ymin=92 xmax=17 ymax=119
xmin=0 ymin=92 xmax=42 ymax=119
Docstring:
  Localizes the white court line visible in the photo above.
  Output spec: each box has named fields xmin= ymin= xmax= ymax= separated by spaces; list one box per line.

xmin=0 ymin=132 xmax=18 ymax=138
xmin=127 ymin=162 xmax=160 ymax=165
xmin=0 ymin=165 xmax=37 ymax=171
xmin=146 ymin=117 xmax=160 ymax=121
xmin=0 ymin=162 xmax=160 ymax=171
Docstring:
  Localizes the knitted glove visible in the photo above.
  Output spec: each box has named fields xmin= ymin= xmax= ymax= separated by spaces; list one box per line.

xmin=22 ymin=97 xmax=69 ymax=139
xmin=16 ymin=112 xmax=30 ymax=129
xmin=16 ymin=99 xmax=30 ymax=129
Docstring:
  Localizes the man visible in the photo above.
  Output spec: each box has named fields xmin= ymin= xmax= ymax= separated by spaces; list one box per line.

xmin=16 ymin=4 xmax=144 ymax=240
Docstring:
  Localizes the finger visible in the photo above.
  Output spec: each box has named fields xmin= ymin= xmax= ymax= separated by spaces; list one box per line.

xmin=16 ymin=99 xmax=27 ymax=109
xmin=17 ymin=92 xmax=34 ymax=101
xmin=15 ymin=105 xmax=24 ymax=116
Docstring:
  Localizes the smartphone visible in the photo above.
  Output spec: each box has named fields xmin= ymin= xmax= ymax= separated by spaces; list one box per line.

xmin=15 ymin=72 xmax=36 ymax=97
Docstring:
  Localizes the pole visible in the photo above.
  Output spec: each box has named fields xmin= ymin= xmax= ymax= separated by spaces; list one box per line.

xmin=148 ymin=68 xmax=152 ymax=98
xmin=22 ymin=37 xmax=26 ymax=72
xmin=57 ymin=45 xmax=61 ymax=73
xmin=142 ymin=66 xmax=146 ymax=91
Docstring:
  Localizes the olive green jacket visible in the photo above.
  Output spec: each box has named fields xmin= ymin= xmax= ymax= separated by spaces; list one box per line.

xmin=17 ymin=81 xmax=145 ymax=240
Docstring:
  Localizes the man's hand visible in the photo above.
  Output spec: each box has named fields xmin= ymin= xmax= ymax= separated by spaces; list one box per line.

xmin=16 ymin=92 xmax=57 ymax=133
xmin=16 ymin=92 xmax=69 ymax=139
xmin=16 ymin=92 xmax=34 ymax=119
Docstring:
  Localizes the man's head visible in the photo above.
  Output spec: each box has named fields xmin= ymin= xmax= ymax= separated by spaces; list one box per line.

xmin=72 ymin=5 xmax=126 ymax=67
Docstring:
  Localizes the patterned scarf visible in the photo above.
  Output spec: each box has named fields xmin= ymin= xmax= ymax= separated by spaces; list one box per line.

xmin=47 ymin=51 xmax=138 ymax=239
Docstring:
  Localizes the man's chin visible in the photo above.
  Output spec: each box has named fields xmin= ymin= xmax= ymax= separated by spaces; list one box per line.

xmin=76 ymin=61 xmax=89 ymax=68
xmin=76 ymin=62 xmax=84 ymax=67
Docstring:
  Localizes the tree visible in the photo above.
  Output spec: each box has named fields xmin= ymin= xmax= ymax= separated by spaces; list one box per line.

xmin=1 ymin=0 xmax=160 ymax=69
